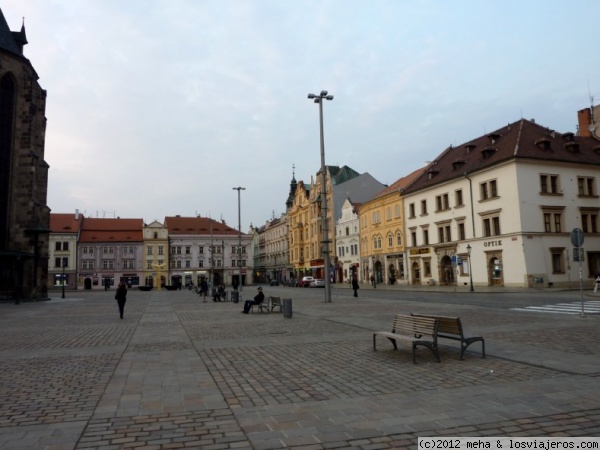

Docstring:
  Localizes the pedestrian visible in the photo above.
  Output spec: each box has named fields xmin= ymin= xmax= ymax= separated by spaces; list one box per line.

xmin=370 ymin=275 xmax=376 ymax=288
xmin=232 ymin=278 xmax=239 ymax=291
xmin=115 ymin=282 xmax=127 ymax=319
xmin=352 ymin=276 xmax=359 ymax=297
xmin=594 ymin=274 xmax=600 ymax=294
xmin=200 ymin=279 xmax=208 ymax=303
xmin=242 ymin=286 xmax=265 ymax=314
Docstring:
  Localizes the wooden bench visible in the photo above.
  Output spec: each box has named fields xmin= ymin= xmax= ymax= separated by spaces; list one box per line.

xmin=373 ymin=314 xmax=440 ymax=363
xmin=269 ymin=296 xmax=283 ymax=313
xmin=412 ymin=313 xmax=485 ymax=359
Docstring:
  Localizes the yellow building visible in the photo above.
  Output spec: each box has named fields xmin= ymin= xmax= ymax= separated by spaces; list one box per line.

xmin=287 ymin=180 xmax=312 ymax=282
xmin=142 ymin=221 xmax=169 ymax=287
xmin=358 ymin=168 xmax=424 ymax=285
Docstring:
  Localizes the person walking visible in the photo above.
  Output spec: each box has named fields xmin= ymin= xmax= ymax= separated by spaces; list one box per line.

xmin=242 ymin=287 xmax=265 ymax=314
xmin=594 ymin=274 xmax=600 ymax=294
xmin=115 ymin=282 xmax=127 ymax=319
xmin=352 ymin=276 xmax=359 ymax=297
xmin=200 ymin=279 xmax=208 ymax=303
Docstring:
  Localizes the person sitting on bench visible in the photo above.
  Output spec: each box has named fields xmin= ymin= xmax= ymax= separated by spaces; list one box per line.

xmin=242 ymin=287 xmax=264 ymax=313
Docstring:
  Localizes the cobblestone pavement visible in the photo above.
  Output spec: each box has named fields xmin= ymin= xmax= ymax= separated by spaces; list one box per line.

xmin=0 ymin=287 xmax=599 ymax=450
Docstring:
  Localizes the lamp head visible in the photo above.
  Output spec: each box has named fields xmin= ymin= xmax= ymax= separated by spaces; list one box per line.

xmin=307 ymin=93 xmax=315 ymax=99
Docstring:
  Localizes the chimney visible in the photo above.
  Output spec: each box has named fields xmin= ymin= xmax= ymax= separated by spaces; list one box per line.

xmin=75 ymin=209 xmax=80 ymax=220
xmin=578 ymin=108 xmax=592 ymax=137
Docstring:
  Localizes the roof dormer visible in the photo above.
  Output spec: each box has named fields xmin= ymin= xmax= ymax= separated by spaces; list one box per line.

xmin=564 ymin=142 xmax=580 ymax=153
xmin=481 ymin=146 xmax=497 ymax=159
xmin=535 ymin=138 xmax=552 ymax=151
xmin=452 ymin=160 xmax=466 ymax=171
xmin=487 ymin=133 xmax=501 ymax=145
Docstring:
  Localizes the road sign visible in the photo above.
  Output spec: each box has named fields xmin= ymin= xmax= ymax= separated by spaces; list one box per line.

xmin=570 ymin=228 xmax=584 ymax=247
xmin=451 ymin=255 xmax=457 ymax=268
xmin=457 ymin=257 xmax=463 ymax=266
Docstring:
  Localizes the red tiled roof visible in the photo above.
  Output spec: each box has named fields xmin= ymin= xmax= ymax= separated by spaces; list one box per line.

xmin=79 ymin=218 xmax=144 ymax=243
xmin=50 ymin=213 xmax=83 ymax=233
xmin=371 ymin=166 xmax=427 ymax=200
xmin=404 ymin=119 xmax=600 ymax=194
xmin=164 ymin=216 xmax=242 ymax=236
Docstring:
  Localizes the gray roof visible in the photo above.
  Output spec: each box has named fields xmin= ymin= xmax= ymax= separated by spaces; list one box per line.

xmin=0 ymin=9 xmax=22 ymax=56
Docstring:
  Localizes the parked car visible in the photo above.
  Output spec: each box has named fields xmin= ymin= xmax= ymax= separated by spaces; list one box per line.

xmin=299 ymin=276 xmax=314 ymax=287
xmin=269 ymin=280 xmax=279 ymax=286
xmin=310 ymin=278 xmax=325 ymax=288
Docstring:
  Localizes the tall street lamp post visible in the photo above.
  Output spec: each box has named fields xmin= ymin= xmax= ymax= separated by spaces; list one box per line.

xmin=232 ymin=187 xmax=245 ymax=293
xmin=467 ymin=244 xmax=474 ymax=292
xmin=308 ymin=90 xmax=333 ymax=303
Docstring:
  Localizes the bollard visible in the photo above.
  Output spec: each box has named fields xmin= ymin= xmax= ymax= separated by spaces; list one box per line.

xmin=283 ymin=298 xmax=292 ymax=318
xmin=231 ymin=291 xmax=239 ymax=303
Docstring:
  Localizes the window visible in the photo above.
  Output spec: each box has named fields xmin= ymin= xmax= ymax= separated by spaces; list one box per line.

xmin=394 ymin=204 xmax=401 ymax=218
xmin=458 ymin=222 xmax=466 ymax=240
xmin=540 ymin=174 xmax=560 ymax=194
xmin=171 ymin=246 xmax=182 ymax=255
xmin=55 ymin=241 xmax=69 ymax=251
xmin=123 ymin=246 xmax=133 ymax=254
xmin=82 ymin=260 xmax=94 ymax=270
xmin=103 ymin=246 xmax=114 ymax=254
xmin=185 ymin=260 xmax=191 ymax=268
xmin=578 ymin=177 xmax=596 ymax=196
xmin=83 ymin=246 xmax=93 ymax=254
xmin=550 ymin=248 xmax=565 ymax=273
xmin=147 ymin=246 xmax=153 ymax=255
xmin=386 ymin=207 xmax=392 ymax=221
xmin=102 ymin=260 xmax=114 ymax=269
xmin=437 ymin=225 xmax=451 ymax=243
xmin=388 ymin=233 xmax=393 ymax=247
xmin=158 ymin=246 xmax=164 ymax=255
xmin=373 ymin=235 xmax=382 ymax=249
xmin=480 ymin=180 xmax=498 ymax=200
xmin=482 ymin=216 xmax=501 ymax=237
xmin=396 ymin=232 xmax=402 ymax=246
xmin=54 ymin=257 xmax=67 ymax=268
xmin=176 ymin=260 xmax=182 ymax=269
xmin=423 ymin=229 xmax=429 ymax=245
xmin=411 ymin=230 xmax=417 ymax=247
xmin=421 ymin=200 xmax=428 ymax=215
xmin=147 ymin=261 xmax=153 ymax=269
xmin=455 ymin=189 xmax=464 ymax=207
xmin=435 ymin=194 xmax=450 ymax=211
xmin=542 ymin=207 xmax=564 ymax=233
xmin=185 ymin=246 xmax=191 ymax=254
xmin=372 ymin=211 xmax=381 ymax=224
xmin=198 ymin=260 xmax=204 ymax=267
xmin=123 ymin=260 xmax=134 ymax=269
xmin=581 ymin=209 xmax=599 ymax=233
xmin=409 ymin=203 xmax=416 ymax=218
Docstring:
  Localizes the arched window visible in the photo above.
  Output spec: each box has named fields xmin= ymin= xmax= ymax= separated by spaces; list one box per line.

xmin=388 ymin=233 xmax=393 ymax=247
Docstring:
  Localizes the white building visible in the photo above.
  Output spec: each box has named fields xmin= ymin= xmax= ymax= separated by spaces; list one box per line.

xmin=402 ymin=118 xmax=600 ymax=288
xmin=335 ymin=198 xmax=361 ymax=283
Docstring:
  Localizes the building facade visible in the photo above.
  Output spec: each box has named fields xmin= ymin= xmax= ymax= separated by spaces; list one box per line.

xmin=165 ymin=216 xmax=253 ymax=288
xmin=77 ymin=218 xmax=144 ymax=289
xmin=402 ymin=118 xmax=600 ymax=288
xmin=48 ymin=213 xmax=82 ymax=291
xmin=142 ymin=220 xmax=169 ymax=287
xmin=0 ymin=11 xmax=50 ymax=301
xmin=335 ymin=198 xmax=361 ymax=284
xmin=358 ymin=168 xmax=423 ymax=286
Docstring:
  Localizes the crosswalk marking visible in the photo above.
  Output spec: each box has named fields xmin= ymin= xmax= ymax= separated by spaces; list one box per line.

xmin=511 ymin=300 xmax=600 ymax=315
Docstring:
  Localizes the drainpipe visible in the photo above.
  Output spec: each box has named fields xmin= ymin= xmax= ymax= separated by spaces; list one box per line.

xmin=464 ymin=172 xmax=476 ymax=238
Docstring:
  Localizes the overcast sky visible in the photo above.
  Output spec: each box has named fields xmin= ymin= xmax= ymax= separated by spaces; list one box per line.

xmin=3 ymin=1 xmax=599 ymax=232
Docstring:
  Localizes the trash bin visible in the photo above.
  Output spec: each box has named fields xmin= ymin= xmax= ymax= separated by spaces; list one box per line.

xmin=283 ymin=298 xmax=292 ymax=318
xmin=231 ymin=291 xmax=239 ymax=303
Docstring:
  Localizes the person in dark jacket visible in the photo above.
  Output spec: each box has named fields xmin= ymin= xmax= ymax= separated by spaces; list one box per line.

xmin=115 ymin=282 xmax=127 ymax=319
xmin=352 ymin=276 xmax=359 ymax=297
xmin=242 ymin=287 xmax=264 ymax=313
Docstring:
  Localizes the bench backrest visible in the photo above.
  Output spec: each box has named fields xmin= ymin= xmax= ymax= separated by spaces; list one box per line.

xmin=412 ymin=314 xmax=463 ymax=337
xmin=392 ymin=314 xmax=438 ymax=338
xmin=269 ymin=296 xmax=282 ymax=305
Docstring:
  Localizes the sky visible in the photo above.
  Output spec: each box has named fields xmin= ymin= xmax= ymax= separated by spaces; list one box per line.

xmin=3 ymin=1 xmax=600 ymax=232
